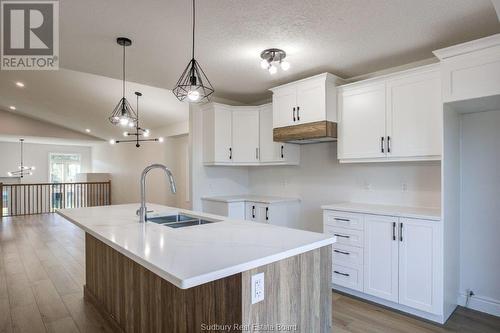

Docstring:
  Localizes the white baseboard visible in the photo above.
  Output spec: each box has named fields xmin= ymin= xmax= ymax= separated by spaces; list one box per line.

xmin=457 ymin=293 xmax=500 ymax=317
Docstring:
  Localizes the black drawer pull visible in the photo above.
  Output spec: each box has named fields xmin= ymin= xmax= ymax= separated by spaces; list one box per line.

xmin=334 ymin=249 xmax=350 ymax=255
xmin=334 ymin=270 xmax=350 ymax=277
xmin=334 ymin=234 xmax=350 ymax=239
xmin=334 ymin=218 xmax=350 ymax=222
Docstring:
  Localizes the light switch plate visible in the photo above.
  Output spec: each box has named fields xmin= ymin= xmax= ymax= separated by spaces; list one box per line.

xmin=251 ymin=272 xmax=265 ymax=304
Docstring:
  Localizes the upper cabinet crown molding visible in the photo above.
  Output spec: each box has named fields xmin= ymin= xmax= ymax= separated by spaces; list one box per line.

xmin=433 ymin=34 xmax=500 ymax=104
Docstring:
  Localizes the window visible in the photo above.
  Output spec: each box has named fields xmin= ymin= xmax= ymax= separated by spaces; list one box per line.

xmin=49 ymin=153 xmax=81 ymax=183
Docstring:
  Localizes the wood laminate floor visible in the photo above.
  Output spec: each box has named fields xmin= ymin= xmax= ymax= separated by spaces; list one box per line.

xmin=0 ymin=214 xmax=499 ymax=333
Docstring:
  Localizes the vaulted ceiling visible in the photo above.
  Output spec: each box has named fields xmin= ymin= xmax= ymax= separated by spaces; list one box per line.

xmin=0 ymin=0 xmax=499 ymax=139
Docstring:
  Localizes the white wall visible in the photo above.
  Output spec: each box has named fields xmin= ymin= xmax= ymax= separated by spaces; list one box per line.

xmin=0 ymin=141 xmax=91 ymax=184
xmin=247 ymin=143 xmax=441 ymax=231
xmin=92 ymin=135 xmax=190 ymax=208
xmin=459 ymin=109 xmax=500 ymax=315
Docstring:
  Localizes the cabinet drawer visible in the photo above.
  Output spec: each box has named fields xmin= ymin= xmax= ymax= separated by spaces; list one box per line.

xmin=332 ymin=244 xmax=363 ymax=267
xmin=324 ymin=210 xmax=364 ymax=230
xmin=324 ymin=226 xmax=364 ymax=248
xmin=332 ymin=264 xmax=363 ymax=292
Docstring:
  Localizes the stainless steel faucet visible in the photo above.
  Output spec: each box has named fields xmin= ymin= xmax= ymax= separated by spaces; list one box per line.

xmin=137 ymin=164 xmax=177 ymax=223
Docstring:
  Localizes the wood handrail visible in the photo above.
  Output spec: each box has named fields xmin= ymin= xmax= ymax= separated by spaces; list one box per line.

xmin=1 ymin=181 xmax=111 ymax=218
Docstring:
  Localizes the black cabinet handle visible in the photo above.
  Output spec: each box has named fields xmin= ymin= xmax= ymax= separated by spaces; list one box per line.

xmin=229 ymin=147 xmax=232 ymax=160
xmin=297 ymin=106 xmax=300 ymax=121
xmin=334 ymin=249 xmax=350 ymax=255
xmin=281 ymin=145 xmax=284 ymax=159
xmin=252 ymin=205 xmax=255 ymax=219
xmin=265 ymin=207 xmax=269 ymax=221
xmin=392 ymin=222 xmax=396 ymax=241
xmin=334 ymin=270 xmax=350 ymax=277
xmin=334 ymin=218 xmax=350 ymax=222
xmin=293 ymin=107 xmax=296 ymax=122
xmin=400 ymin=222 xmax=403 ymax=242
xmin=381 ymin=137 xmax=385 ymax=153
xmin=256 ymin=147 xmax=259 ymax=160
xmin=334 ymin=233 xmax=350 ymax=239
xmin=387 ymin=136 xmax=391 ymax=153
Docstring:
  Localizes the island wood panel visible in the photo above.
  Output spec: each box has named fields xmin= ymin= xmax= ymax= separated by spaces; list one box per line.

xmin=241 ymin=245 xmax=332 ymax=333
xmin=84 ymin=233 xmax=243 ymax=333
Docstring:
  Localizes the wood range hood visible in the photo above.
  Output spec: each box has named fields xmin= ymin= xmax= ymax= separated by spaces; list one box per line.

xmin=273 ymin=120 xmax=337 ymax=144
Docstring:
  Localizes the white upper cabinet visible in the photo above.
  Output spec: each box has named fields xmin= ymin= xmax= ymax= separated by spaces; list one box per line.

xmin=433 ymin=34 xmax=500 ymax=103
xmin=203 ymin=103 xmax=299 ymax=166
xmin=338 ymin=83 xmax=387 ymax=159
xmin=271 ymin=73 xmax=343 ymax=128
xmin=232 ymin=107 xmax=260 ymax=163
xmin=338 ymin=64 xmax=442 ymax=162
xmin=387 ymin=70 xmax=442 ymax=158
xmin=259 ymin=104 xmax=300 ymax=164
xmin=202 ymin=103 xmax=232 ymax=164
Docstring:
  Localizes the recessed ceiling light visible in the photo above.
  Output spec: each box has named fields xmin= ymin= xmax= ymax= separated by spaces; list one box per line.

xmin=85 ymin=129 xmax=91 ymax=133
xmin=9 ymin=106 xmax=16 ymax=110
xmin=15 ymin=82 xmax=25 ymax=87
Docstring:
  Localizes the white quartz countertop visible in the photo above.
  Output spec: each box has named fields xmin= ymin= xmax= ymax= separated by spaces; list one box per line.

xmin=201 ymin=195 xmax=300 ymax=204
xmin=57 ymin=204 xmax=333 ymax=289
xmin=321 ymin=202 xmax=441 ymax=221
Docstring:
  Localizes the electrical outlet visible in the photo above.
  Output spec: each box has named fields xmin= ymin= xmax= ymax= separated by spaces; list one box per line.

xmin=251 ymin=272 xmax=264 ymax=304
xmin=401 ymin=183 xmax=408 ymax=192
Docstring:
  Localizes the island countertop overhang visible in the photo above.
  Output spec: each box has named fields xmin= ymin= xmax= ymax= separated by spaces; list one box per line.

xmin=57 ymin=203 xmax=335 ymax=289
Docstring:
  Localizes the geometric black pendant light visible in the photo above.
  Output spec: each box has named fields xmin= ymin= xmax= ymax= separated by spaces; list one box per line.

xmin=109 ymin=37 xmax=138 ymax=127
xmin=173 ymin=0 xmax=214 ymax=103
xmin=109 ymin=92 xmax=164 ymax=147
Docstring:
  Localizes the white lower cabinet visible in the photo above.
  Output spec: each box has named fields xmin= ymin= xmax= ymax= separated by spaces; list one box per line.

xmin=364 ymin=215 xmax=399 ymax=302
xmin=324 ymin=209 xmax=443 ymax=319
xmin=398 ymin=218 xmax=441 ymax=314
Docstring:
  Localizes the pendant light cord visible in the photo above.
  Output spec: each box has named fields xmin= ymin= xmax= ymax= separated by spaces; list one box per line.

xmin=192 ymin=0 xmax=195 ymax=60
xmin=122 ymin=43 xmax=126 ymax=99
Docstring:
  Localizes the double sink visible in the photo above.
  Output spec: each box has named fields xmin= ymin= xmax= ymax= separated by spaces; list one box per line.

xmin=146 ymin=213 xmax=221 ymax=228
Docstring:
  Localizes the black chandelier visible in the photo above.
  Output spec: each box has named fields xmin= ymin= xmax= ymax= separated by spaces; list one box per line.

xmin=109 ymin=37 xmax=138 ymax=127
xmin=109 ymin=92 xmax=164 ymax=147
xmin=7 ymin=139 xmax=35 ymax=178
xmin=172 ymin=0 xmax=214 ymax=103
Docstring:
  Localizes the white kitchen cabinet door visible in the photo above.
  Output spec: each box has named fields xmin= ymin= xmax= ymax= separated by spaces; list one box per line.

xmin=398 ymin=218 xmax=441 ymax=314
xmin=363 ymin=215 xmax=399 ymax=302
xmin=387 ymin=70 xmax=442 ymax=158
xmin=232 ymin=108 xmax=260 ymax=163
xmin=259 ymin=104 xmax=281 ymax=162
xmin=338 ymin=83 xmax=387 ymax=160
xmin=256 ymin=204 xmax=271 ymax=223
xmin=260 ymin=104 xmax=300 ymax=164
xmin=203 ymin=104 xmax=232 ymax=163
xmin=245 ymin=202 xmax=258 ymax=221
xmin=295 ymin=77 xmax=326 ymax=124
xmin=272 ymin=85 xmax=297 ymax=128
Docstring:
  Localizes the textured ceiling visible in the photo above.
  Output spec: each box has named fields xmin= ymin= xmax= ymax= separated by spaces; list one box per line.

xmin=0 ymin=69 xmax=188 ymax=140
xmin=0 ymin=0 xmax=499 ymax=139
xmin=58 ymin=0 xmax=499 ymax=103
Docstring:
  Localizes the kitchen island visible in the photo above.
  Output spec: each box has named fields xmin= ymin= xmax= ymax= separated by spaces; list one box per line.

xmin=57 ymin=203 xmax=335 ymax=333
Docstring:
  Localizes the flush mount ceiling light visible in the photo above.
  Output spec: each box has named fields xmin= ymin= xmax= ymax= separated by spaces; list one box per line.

xmin=7 ymin=139 xmax=35 ymax=178
xmin=172 ymin=0 xmax=214 ymax=103
xmin=109 ymin=37 xmax=138 ymax=127
xmin=110 ymin=92 xmax=164 ymax=147
xmin=15 ymin=82 xmax=25 ymax=87
xmin=260 ymin=48 xmax=290 ymax=74
xmin=9 ymin=106 xmax=16 ymax=110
